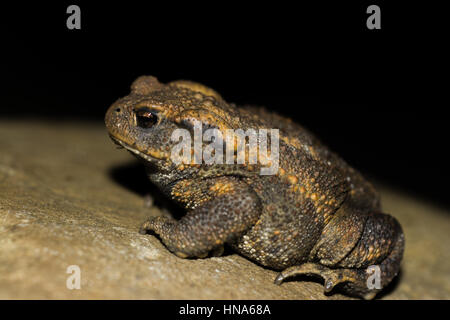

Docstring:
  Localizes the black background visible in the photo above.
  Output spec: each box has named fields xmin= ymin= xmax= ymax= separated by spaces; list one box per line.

xmin=0 ymin=300 xmax=442 ymax=318
xmin=3 ymin=2 xmax=448 ymax=207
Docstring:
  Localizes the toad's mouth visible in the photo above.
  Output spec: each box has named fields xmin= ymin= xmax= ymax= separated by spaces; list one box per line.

xmin=108 ymin=135 xmax=162 ymax=163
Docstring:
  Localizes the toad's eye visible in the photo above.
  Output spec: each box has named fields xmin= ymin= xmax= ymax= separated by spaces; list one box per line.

xmin=134 ymin=108 xmax=158 ymax=129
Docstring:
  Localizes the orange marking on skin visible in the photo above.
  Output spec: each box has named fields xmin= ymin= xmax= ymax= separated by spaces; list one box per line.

xmin=209 ymin=181 xmax=234 ymax=196
xmin=324 ymin=213 xmax=333 ymax=225
xmin=287 ymin=175 xmax=298 ymax=185
xmin=308 ymin=146 xmax=317 ymax=158
xmin=279 ymin=136 xmax=302 ymax=150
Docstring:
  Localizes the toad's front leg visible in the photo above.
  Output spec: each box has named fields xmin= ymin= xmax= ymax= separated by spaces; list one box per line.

xmin=139 ymin=180 xmax=261 ymax=258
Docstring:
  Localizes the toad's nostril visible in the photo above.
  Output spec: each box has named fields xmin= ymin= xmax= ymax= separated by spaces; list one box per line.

xmin=115 ymin=107 xmax=121 ymax=113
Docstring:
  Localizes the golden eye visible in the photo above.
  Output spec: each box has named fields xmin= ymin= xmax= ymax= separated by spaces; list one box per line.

xmin=135 ymin=108 xmax=158 ymax=128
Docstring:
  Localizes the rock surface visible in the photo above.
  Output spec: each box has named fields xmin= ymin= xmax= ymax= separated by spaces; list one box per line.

xmin=0 ymin=120 xmax=449 ymax=299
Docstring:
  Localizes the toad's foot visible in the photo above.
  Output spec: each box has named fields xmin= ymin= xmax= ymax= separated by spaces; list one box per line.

xmin=274 ymin=263 xmax=377 ymax=300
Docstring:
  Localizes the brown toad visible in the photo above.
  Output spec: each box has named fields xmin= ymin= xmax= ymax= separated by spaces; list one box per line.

xmin=105 ymin=76 xmax=404 ymax=299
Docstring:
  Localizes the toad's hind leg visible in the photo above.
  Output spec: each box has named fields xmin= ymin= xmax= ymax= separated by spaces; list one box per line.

xmin=274 ymin=218 xmax=405 ymax=300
